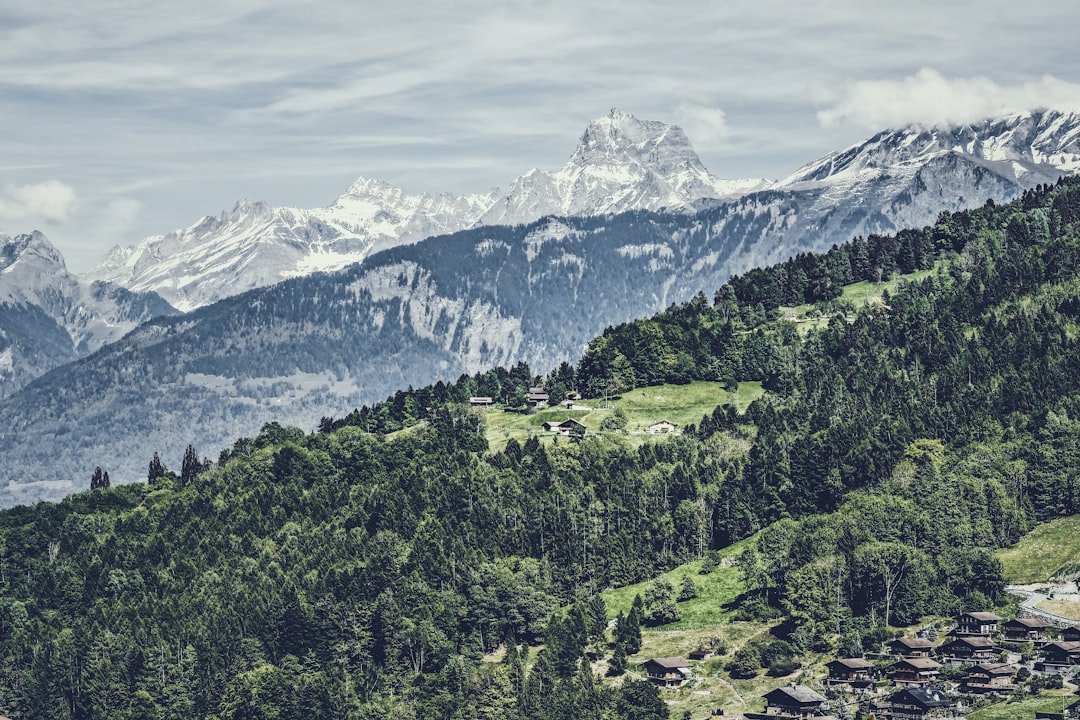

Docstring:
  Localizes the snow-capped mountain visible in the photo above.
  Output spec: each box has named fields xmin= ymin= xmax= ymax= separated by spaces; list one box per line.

xmin=0 ymin=231 xmax=177 ymax=397
xmin=89 ymin=109 xmax=767 ymax=311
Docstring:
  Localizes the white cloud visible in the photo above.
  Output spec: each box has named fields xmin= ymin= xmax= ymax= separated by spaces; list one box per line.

xmin=675 ymin=104 xmax=730 ymax=149
xmin=0 ymin=181 xmax=78 ymax=225
xmin=819 ymin=68 xmax=1080 ymax=130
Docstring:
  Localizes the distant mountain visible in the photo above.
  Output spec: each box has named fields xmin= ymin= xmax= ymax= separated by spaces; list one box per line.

xmin=90 ymin=109 xmax=768 ymax=312
xmin=0 ymin=231 xmax=177 ymax=398
xmin=1 ymin=109 xmax=1078 ymax=505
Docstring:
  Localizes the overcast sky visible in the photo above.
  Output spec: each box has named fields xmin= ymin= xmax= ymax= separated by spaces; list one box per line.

xmin=2 ymin=0 xmax=1080 ymax=273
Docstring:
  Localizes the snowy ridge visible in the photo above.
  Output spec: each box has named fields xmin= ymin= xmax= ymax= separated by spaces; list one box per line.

xmin=88 ymin=109 xmax=768 ymax=311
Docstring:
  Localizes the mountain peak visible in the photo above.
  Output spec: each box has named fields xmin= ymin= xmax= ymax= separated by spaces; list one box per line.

xmin=568 ymin=109 xmax=701 ymax=171
xmin=1 ymin=231 xmax=67 ymax=274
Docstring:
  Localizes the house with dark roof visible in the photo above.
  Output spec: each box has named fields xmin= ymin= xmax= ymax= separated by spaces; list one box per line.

xmin=1041 ymin=640 xmax=1080 ymax=673
xmin=688 ymin=647 xmax=714 ymax=661
xmin=1003 ymin=617 xmax=1050 ymax=642
xmin=891 ymin=657 xmax=942 ymax=686
xmin=888 ymin=637 xmax=936 ymax=658
xmin=643 ymin=657 xmax=692 ymax=687
xmin=955 ymin=611 xmax=1001 ymax=636
xmin=1062 ymin=625 xmax=1080 ymax=643
xmin=542 ymin=418 xmax=587 ymax=437
xmin=761 ymin=685 xmax=828 ymax=718
xmin=963 ymin=663 xmax=1017 ymax=693
xmin=887 ymin=687 xmax=956 ymax=720
xmin=527 ymin=387 xmax=550 ymax=407
xmin=940 ymin=636 xmax=999 ymax=664
xmin=826 ymin=658 xmax=874 ymax=687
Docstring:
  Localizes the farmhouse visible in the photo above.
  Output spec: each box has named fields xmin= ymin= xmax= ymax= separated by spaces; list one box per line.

xmin=542 ymin=418 xmax=587 ymax=437
xmin=527 ymin=387 xmax=550 ymax=407
xmin=1003 ymin=617 xmax=1050 ymax=642
xmin=826 ymin=658 xmax=874 ymax=687
xmin=646 ymin=420 xmax=678 ymax=435
xmin=761 ymin=684 xmax=828 ymax=718
xmin=886 ymin=687 xmax=956 ymax=720
xmin=1041 ymin=640 xmax=1080 ymax=671
xmin=891 ymin=657 xmax=942 ymax=686
xmin=954 ymin=611 xmax=1001 ymax=636
xmin=643 ymin=657 xmax=692 ymax=687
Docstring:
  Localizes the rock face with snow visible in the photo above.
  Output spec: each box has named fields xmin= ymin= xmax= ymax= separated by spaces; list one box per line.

xmin=0 ymin=232 xmax=177 ymax=398
xmin=89 ymin=109 xmax=767 ymax=311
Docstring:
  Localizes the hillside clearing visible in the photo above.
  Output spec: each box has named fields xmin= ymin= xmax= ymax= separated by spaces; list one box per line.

xmin=997 ymin=514 xmax=1080 ymax=583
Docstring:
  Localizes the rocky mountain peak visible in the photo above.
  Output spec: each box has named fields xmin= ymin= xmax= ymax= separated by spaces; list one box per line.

xmin=1 ymin=231 xmax=67 ymax=275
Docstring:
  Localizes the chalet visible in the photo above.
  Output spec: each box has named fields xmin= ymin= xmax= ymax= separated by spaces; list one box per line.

xmin=643 ymin=657 xmax=692 ymax=687
xmin=1042 ymin=640 xmax=1080 ymax=671
xmin=826 ymin=658 xmax=874 ymax=687
xmin=761 ymin=685 xmax=828 ymax=718
xmin=1062 ymin=625 xmax=1080 ymax=643
xmin=891 ymin=657 xmax=942 ymax=686
xmin=688 ymin=648 xmax=714 ymax=661
xmin=527 ymin=387 xmax=550 ymax=408
xmin=888 ymin=637 xmax=936 ymax=658
xmin=1003 ymin=617 xmax=1050 ymax=642
xmin=963 ymin=663 xmax=1016 ymax=693
xmin=646 ymin=420 xmax=678 ymax=435
xmin=954 ymin=611 xmax=1001 ymax=636
xmin=887 ymin=687 xmax=956 ymax=720
xmin=542 ymin=418 xmax=587 ymax=437
xmin=940 ymin=636 xmax=998 ymax=664
xmin=469 ymin=396 xmax=494 ymax=407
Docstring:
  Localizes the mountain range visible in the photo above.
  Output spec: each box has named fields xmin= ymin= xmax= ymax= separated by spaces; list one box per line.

xmin=0 ymin=108 xmax=1078 ymax=504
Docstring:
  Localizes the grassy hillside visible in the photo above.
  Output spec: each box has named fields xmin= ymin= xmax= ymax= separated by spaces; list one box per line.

xmin=484 ymin=380 xmax=764 ymax=449
xmin=997 ymin=514 xmax=1080 ymax=583
xmin=966 ymin=690 xmax=1077 ymax=720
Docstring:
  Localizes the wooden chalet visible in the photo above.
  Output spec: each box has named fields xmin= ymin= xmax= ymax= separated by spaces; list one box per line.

xmin=1003 ymin=617 xmax=1050 ymax=642
xmin=646 ymin=420 xmax=678 ymax=435
xmin=688 ymin=648 xmax=714 ymax=661
xmin=891 ymin=657 xmax=942 ymax=687
xmin=542 ymin=418 xmax=586 ymax=437
xmin=643 ymin=657 xmax=692 ymax=687
xmin=887 ymin=687 xmax=956 ymax=720
xmin=954 ymin=611 xmax=1001 ymax=636
xmin=526 ymin=387 xmax=550 ymax=407
xmin=940 ymin=635 xmax=998 ymax=664
xmin=963 ymin=663 xmax=1017 ymax=693
xmin=888 ymin=637 xmax=935 ymax=658
xmin=469 ymin=396 xmax=494 ymax=407
xmin=1062 ymin=625 xmax=1080 ymax=643
xmin=761 ymin=685 xmax=828 ymax=718
xmin=826 ymin=658 xmax=874 ymax=687
xmin=1041 ymin=640 xmax=1080 ymax=672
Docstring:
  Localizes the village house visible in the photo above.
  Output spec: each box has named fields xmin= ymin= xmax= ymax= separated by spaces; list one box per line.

xmin=1062 ymin=625 xmax=1080 ymax=643
xmin=1041 ymin=640 xmax=1080 ymax=672
xmin=688 ymin=647 xmax=714 ymax=661
xmin=542 ymin=418 xmax=587 ymax=437
xmin=940 ymin=636 xmax=999 ymax=664
xmin=760 ymin=685 xmax=829 ymax=718
xmin=963 ymin=663 xmax=1017 ymax=693
xmin=527 ymin=387 xmax=550 ymax=408
xmin=469 ymin=396 xmax=494 ymax=408
xmin=891 ymin=657 xmax=942 ymax=687
xmin=887 ymin=687 xmax=957 ymax=720
xmin=954 ymin=611 xmax=1002 ymax=636
xmin=826 ymin=658 xmax=875 ymax=687
xmin=646 ymin=420 xmax=678 ymax=435
xmin=643 ymin=657 xmax=692 ymax=688
xmin=888 ymin=637 xmax=936 ymax=658
xmin=1003 ymin=617 xmax=1050 ymax=642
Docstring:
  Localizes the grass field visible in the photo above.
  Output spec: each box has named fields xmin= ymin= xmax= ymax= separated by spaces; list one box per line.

xmin=1038 ymin=599 xmax=1080 ymax=621
xmin=600 ymin=537 xmax=751 ymax=628
xmin=483 ymin=381 xmax=764 ymax=450
xmin=997 ymin=514 xmax=1080 ymax=583
xmin=966 ymin=690 xmax=1077 ymax=720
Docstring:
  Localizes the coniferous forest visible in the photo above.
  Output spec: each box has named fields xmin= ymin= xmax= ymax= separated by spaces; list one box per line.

xmin=2 ymin=179 xmax=1080 ymax=718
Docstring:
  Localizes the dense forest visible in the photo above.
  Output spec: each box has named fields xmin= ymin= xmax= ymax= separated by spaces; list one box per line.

xmin=1 ymin=178 xmax=1080 ymax=718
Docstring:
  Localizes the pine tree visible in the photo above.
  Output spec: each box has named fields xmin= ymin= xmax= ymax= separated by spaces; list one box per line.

xmin=148 ymin=452 xmax=167 ymax=483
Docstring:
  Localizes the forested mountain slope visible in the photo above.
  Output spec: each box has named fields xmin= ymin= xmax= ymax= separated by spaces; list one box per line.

xmin=0 ymin=180 xmax=1079 ymax=718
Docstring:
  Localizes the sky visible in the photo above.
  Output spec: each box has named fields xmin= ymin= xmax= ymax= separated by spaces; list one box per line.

xmin=2 ymin=0 xmax=1080 ymax=273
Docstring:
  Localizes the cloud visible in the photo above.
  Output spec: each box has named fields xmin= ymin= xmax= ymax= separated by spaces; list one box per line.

xmin=819 ymin=69 xmax=1080 ymax=130
xmin=675 ymin=104 xmax=730 ymax=150
xmin=0 ymin=181 xmax=78 ymax=225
